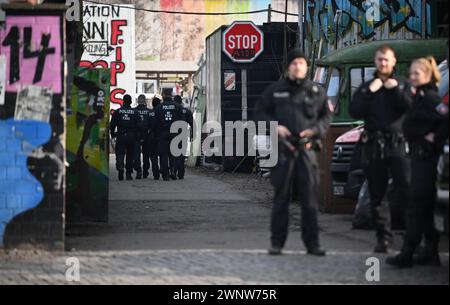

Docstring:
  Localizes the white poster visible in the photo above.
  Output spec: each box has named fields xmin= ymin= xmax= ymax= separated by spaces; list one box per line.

xmin=81 ymin=4 xmax=136 ymax=110
xmin=0 ymin=55 xmax=5 ymax=106
xmin=14 ymin=85 xmax=53 ymax=122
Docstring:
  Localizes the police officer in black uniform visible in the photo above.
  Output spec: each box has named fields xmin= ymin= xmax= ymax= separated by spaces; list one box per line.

xmin=134 ymin=94 xmax=154 ymax=180
xmin=155 ymin=89 xmax=181 ymax=181
xmin=149 ymin=96 xmax=162 ymax=180
xmin=387 ymin=57 xmax=448 ymax=268
xmin=110 ymin=94 xmax=139 ymax=181
xmin=257 ymin=49 xmax=332 ymax=256
xmin=173 ymin=95 xmax=193 ymax=180
xmin=350 ymin=45 xmax=411 ymax=253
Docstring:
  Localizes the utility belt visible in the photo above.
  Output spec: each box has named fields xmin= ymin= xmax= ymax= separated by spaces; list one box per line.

xmin=280 ymin=136 xmax=323 ymax=157
xmin=117 ymin=129 xmax=138 ymax=136
xmin=408 ymin=140 xmax=437 ymax=159
xmin=361 ymin=130 xmax=408 ymax=160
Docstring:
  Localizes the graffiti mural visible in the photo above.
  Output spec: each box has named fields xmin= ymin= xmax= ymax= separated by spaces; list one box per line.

xmin=306 ymin=0 xmax=431 ymax=51
xmin=0 ymin=13 xmax=66 ymax=249
xmin=0 ymin=120 xmax=51 ymax=247
xmin=66 ymin=68 xmax=110 ymax=223
xmin=80 ymin=3 xmax=135 ymax=112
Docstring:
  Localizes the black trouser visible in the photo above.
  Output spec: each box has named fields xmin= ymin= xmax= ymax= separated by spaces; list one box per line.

xmin=404 ymin=155 xmax=440 ymax=252
xmin=270 ymin=150 xmax=320 ymax=250
xmin=115 ymin=132 xmax=139 ymax=174
xmin=174 ymin=137 xmax=188 ymax=178
xmin=135 ymin=137 xmax=150 ymax=174
xmin=366 ymin=154 xmax=410 ymax=241
xmin=175 ymin=156 xmax=186 ymax=179
xmin=158 ymin=136 xmax=175 ymax=179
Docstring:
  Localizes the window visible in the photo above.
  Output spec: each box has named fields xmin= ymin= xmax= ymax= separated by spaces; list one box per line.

xmin=313 ymin=66 xmax=328 ymax=86
xmin=327 ymin=68 xmax=341 ymax=112
xmin=143 ymin=82 xmax=156 ymax=94
xmin=350 ymin=67 xmax=376 ymax=96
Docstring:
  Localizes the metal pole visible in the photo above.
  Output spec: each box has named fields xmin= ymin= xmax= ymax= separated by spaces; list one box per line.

xmin=268 ymin=4 xmax=272 ymax=23
xmin=298 ymin=0 xmax=304 ymax=51
xmin=283 ymin=0 xmax=288 ymax=67
xmin=421 ymin=0 xmax=427 ymax=38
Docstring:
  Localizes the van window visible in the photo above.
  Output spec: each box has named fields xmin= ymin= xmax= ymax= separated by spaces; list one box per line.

xmin=313 ymin=66 xmax=328 ymax=85
xmin=350 ymin=67 xmax=376 ymax=96
xmin=327 ymin=68 xmax=340 ymax=111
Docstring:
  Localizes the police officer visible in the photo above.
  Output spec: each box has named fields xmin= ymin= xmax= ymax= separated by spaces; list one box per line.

xmin=110 ymin=94 xmax=139 ymax=181
xmin=256 ymin=48 xmax=332 ymax=256
xmin=134 ymin=94 xmax=153 ymax=180
xmin=149 ymin=95 xmax=162 ymax=180
xmin=173 ymin=95 xmax=193 ymax=180
xmin=387 ymin=57 xmax=448 ymax=268
xmin=350 ymin=45 xmax=411 ymax=253
xmin=155 ymin=89 xmax=181 ymax=181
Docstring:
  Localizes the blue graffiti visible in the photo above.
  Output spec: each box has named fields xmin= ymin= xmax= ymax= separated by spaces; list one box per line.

xmin=306 ymin=0 xmax=431 ymax=41
xmin=0 ymin=119 xmax=51 ymax=247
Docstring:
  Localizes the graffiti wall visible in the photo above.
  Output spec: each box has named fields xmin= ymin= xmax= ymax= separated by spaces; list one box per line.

xmin=66 ymin=68 xmax=110 ymax=223
xmin=0 ymin=12 xmax=66 ymax=250
xmin=81 ymin=3 xmax=136 ymax=112
xmin=306 ymin=0 xmax=432 ymax=53
xmin=97 ymin=0 xmax=299 ymax=62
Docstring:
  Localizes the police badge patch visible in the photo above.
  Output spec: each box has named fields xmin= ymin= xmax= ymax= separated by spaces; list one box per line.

xmin=436 ymin=103 xmax=449 ymax=115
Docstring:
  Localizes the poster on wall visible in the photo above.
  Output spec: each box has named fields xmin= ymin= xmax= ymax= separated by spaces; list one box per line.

xmin=0 ymin=16 xmax=62 ymax=94
xmin=14 ymin=85 xmax=53 ymax=122
xmin=80 ymin=3 xmax=136 ymax=111
xmin=224 ymin=71 xmax=236 ymax=91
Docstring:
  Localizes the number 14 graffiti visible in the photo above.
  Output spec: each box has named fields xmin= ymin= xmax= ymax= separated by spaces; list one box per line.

xmin=2 ymin=26 xmax=56 ymax=85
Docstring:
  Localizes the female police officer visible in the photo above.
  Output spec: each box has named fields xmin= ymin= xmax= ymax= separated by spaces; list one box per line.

xmin=387 ymin=57 xmax=448 ymax=268
xmin=256 ymin=48 xmax=332 ymax=256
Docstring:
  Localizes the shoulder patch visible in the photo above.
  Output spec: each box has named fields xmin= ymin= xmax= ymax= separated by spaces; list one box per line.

xmin=311 ymin=85 xmax=320 ymax=94
xmin=436 ymin=103 xmax=449 ymax=115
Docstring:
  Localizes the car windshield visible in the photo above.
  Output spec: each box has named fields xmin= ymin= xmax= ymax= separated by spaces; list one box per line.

xmin=350 ymin=67 xmax=376 ymax=96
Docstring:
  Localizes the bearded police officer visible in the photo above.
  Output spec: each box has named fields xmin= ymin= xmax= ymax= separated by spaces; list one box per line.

xmin=173 ymin=95 xmax=193 ymax=180
xmin=134 ymin=94 xmax=155 ymax=180
xmin=257 ymin=49 xmax=332 ymax=256
xmin=110 ymin=94 xmax=140 ymax=181
xmin=155 ymin=89 xmax=181 ymax=181
xmin=350 ymin=45 xmax=411 ymax=253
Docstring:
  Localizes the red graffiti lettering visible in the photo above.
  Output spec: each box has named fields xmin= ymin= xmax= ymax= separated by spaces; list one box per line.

xmin=111 ymin=88 xmax=126 ymax=107
xmin=111 ymin=20 xmax=127 ymax=45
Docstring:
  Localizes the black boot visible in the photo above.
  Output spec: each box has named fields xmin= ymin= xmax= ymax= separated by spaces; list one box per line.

xmin=386 ymin=252 xmax=413 ymax=269
xmin=126 ymin=172 xmax=133 ymax=181
xmin=136 ymin=170 xmax=142 ymax=180
xmin=307 ymin=246 xmax=326 ymax=256
xmin=374 ymin=239 xmax=391 ymax=253
xmin=386 ymin=244 xmax=414 ymax=268
xmin=268 ymin=246 xmax=283 ymax=256
xmin=118 ymin=170 xmax=124 ymax=181
xmin=415 ymin=242 xmax=441 ymax=266
xmin=143 ymin=171 xmax=149 ymax=179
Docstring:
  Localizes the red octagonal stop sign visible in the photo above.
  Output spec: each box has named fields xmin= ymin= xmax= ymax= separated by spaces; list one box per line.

xmin=222 ymin=21 xmax=264 ymax=63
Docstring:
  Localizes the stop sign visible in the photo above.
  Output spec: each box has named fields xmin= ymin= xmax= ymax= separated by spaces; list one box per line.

xmin=222 ymin=21 xmax=264 ymax=63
